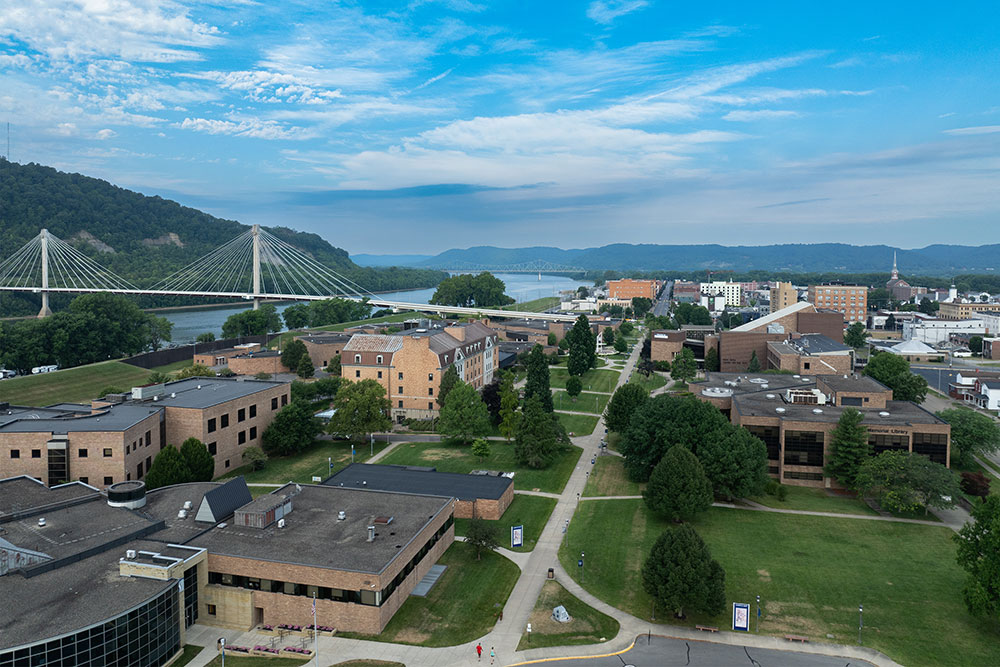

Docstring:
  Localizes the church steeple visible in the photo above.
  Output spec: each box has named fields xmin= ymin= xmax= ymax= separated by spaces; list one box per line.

xmin=891 ymin=251 xmax=899 ymax=280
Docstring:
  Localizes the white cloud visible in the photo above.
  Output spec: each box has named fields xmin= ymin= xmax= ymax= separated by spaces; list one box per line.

xmin=178 ymin=116 xmax=310 ymax=140
xmin=723 ymin=109 xmax=801 ymax=121
xmin=587 ymin=1 xmax=650 ymax=25
xmin=413 ymin=68 xmax=453 ymax=91
xmin=943 ymin=125 xmax=1000 ymax=136
xmin=184 ymin=69 xmax=342 ymax=104
xmin=96 ymin=128 xmax=116 ymax=140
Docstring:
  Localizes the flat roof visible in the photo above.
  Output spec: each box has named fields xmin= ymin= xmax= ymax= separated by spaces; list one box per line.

xmin=816 ymin=374 xmax=888 ymax=394
xmin=150 ymin=377 xmax=288 ymax=409
xmin=326 ymin=463 xmax=513 ymax=502
xmin=0 ymin=402 xmax=162 ymax=434
xmin=734 ymin=393 xmax=945 ymax=426
xmin=0 ymin=477 xmax=99 ymax=518
xmin=730 ymin=301 xmax=813 ymax=332
xmin=698 ymin=372 xmax=816 ymax=396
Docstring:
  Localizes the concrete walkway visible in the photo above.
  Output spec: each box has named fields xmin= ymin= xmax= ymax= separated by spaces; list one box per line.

xmin=734 ymin=499 xmax=948 ymax=528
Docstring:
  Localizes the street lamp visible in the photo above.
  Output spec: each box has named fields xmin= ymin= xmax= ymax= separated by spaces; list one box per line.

xmin=581 ymin=551 xmax=585 ymax=583
xmin=220 ymin=638 xmax=226 ymax=667
xmin=756 ymin=595 xmax=761 ymax=633
xmin=858 ymin=604 xmax=863 ymax=645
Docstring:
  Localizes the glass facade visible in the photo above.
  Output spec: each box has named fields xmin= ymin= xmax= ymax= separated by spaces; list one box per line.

xmin=913 ymin=432 xmax=948 ymax=465
xmin=869 ymin=433 xmax=910 ymax=456
xmin=0 ymin=585 xmax=180 ymax=667
xmin=783 ymin=430 xmax=825 ymax=467
xmin=746 ymin=425 xmax=780 ymax=462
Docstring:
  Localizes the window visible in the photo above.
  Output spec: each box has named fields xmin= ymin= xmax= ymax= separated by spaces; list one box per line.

xmin=79 ymin=476 xmax=88 ymax=484
xmin=784 ymin=430 xmax=825 ymax=467
xmin=208 ymin=442 xmax=217 ymax=455
xmin=398 ymin=400 xmax=403 ymax=408
xmin=137 ymin=463 xmax=143 ymax=478
xmin=208 ymin=418 xmax=217 ymax=433
xmin=103 ymin=448 xmax=113 ymax=457
xmin=282 ymin=394 xmax=288 ymax=406
xmin=238 ymin=430 xmax=247 ymax=445
xmin=104 ymin=476 xmax=114 ymax=485
xmin=271 ymin=397 xmax=279 ymax=410
xmin=78 ymin=448 xmax=87 ymax=458
xmin=398 ymin=386 xmax=403 ymax=394
xmin=355 ymin=370 xmax=361 ymax=378
xmin=803 ymin=362 xmax=811 ymax=370
xmin=145 ymin=430 xmax=151 ymax=446
xmin=10 ymin=449 xmax=19 ymax=459
xmin=428 ymin=402 xmax=433 ymax=410
xmin=221 ymin=414 xmax=230 ymax=428
xmin=250 ymin=405 xmax=257 ymax=418
xmin=377 ymin=371 xmax=383 ymax=379
xmin=428 ymin=387 xmax=434 ymax=395
xmin=428 ymin=373 xmax=433 ymax=381
xmin=249 ymin=426 xmax=257 ymax=440
xmin=207 ymin=604 xmax=217 ymax=616
xmin=377 ymin=355 xmax=383 ymax=364
xmin=238 ymin=408 xmax=246 ymax=422
xmin=146 ymin=456 xmax=151 ymax=470
xmin=32 ymin=449 xmax=41 ymax=458
xmin=398 ymin=372 xmax=403 ymax=380
xmin=225 ymin=459 xmax=230 ymax=468
xmin=355 ymin=354 xmax=361 ymax=363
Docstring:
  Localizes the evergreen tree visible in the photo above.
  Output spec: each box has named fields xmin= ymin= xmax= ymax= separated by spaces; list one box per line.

xmin=179 ymin=437 xmax=215 ymax=482
xmin=438 ymin=381 xmax=492 ymax=444
xmin=844 ymin=322 xmax=867 ymax=348
xmin=641 ymin=525 xmax=726 ymax=619
xmin=499 ymin=373 xmax=519 ymax=442
xmin=524 ymin=345 xmax=554 ymax=413
xmin=145 ymin=445 xmax=191 ymax=490
xmin=704 ymin=346 xmax=720 ymax=373
xmin=567 ymin=314 xmax=596 ymax=376
xmin=697 ymin=425 xmax=769 ymax=500
xmin=565 ymin=376 xmax=583 ymax=400
xmin=824 ymin=408 xmax=871 ymax=489
xmin=437 ymin=365 xmax=460 ymax=407
xmin=670 ymin=348 xmax=698 ymax=384
xmin=262 ymin=400 xmax=323 ymax=456
xmin=515 ymin=395 xmax=556 ymax=468
xmin=643 ymin=445 xmax=714 ymax=521
xmin=613 ymin=337 xmax=628 ymax=354
xmin=548 ymin=332 xmax=558 ymax=346
xmin=296 ymin=354 xmax=315 ymax=378
xmin=603 ymin=383 xmax=649 ymax=433
xmin=746 ymin=350 xmax=761 ymax=372
xmin=327 ymin=379 xmax=392 ymax=443
xmin=602 ymin=328 xmax=615 ymax=346
xmin=955 ymin=496 xmax=1000 ymax=620
xmin=281 ymin=339 xmax=308 ymax=372
xmin=327 ymin=355 xmax=342 ymax=377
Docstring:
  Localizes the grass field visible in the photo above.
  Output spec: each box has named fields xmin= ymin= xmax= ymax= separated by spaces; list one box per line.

xmin=503 ymin=296 xmax=560 ymax=312
xmin=747 ymin=485 xmax=878 ymax=516
xmin=339 ymin=542 xmax=520 ymax=647
xmin=455 ymin=494 xmax=557 ymax=552
xmin=150 ymin=359 xmax=195 ymax=375
xmin=0 ymin=361 xmax=153 ymax=406
xmin=582 ymin=456 xmax=643 ymax=497
xmin=377 ymin=440 xmax=582 ymax=493
xmin=516 ymin=581 xmax=620 ymax=651
xmin=552 ymin=390 xmax=609 ymax=415
xmin=170 ymin=645 xmax=204 ymax=667
xmin=629 ymin=372 xmax=668 ymax=394
xmin=559 ymin=499 xmax=1000 ymax=667
xmin=550 ymin=368 xmax=621 ymax=393
xmin=549 ymin=357 xmax=608 ymax=368
xmin=556 ymin=413 xmax=599 ymax=437
xmin=219 ymin=438 xmax=389 ymax=484
xmin=202 ymin=656 xmax=306 ymax=666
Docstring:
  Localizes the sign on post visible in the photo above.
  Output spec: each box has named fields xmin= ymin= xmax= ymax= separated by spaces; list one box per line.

xmin=511 ymin=525 xmax=523 ymax=548
xmin=733 ymin=603 xmax=750 ymax=632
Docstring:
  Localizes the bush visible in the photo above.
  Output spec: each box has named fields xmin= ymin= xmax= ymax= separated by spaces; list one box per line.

xmin=254 ymin=372 xmax=272 ymax=380
xmin=776 ymin=484 xmax=788 ymax=501
xmin=242 ymin=446 xmax=268 ymax=471
xmin=98 ymin=385 xmax=125 ymax=398
xmin=217 ymin=368 xmax=236 ymax=377
xmin=176 ymin=363 xmax=215 ymax=379
xmin=961 ymin=471 xmax=991 ymax=499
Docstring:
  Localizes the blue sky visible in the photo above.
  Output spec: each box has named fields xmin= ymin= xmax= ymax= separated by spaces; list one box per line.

xmin=2 ymin=1 xmax=999 ymax=255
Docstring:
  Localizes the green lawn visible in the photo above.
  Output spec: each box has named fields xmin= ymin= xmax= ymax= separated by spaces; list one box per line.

xmin=455 ymin=494 xmax=557 ymax=552
xmin=0 ymin=360 xmax=153 ymax=406
xmin=582 ymin=456 xmax=644 ymax=497
xmin=516 ymin=581 xmax=620 ymax=651
xmin=333 ymin=662 xmax=405 ymax=667
xmin=629 ymin=372 xmax=668 ymax=394
xmin=550 ymin=357 xmax=608 ymax=368
xmin=150 ymin=359 xmax=195 ymax=374
xmin=556 ymin=413 xmax=599 ymax=437
xmin=552 ymin=390 xmax=609 ymax=415
xmin=503 ymin=296 xmax=560 ymax=312
xmin=339 ymin=541 xmax=520 ymax=647
xmin=550 ymin=368 xmax=621 ymax=393
xmin=559 ymin=499 xmax=1000 ymax=667
xmin=747 ymin=485 xmax=878 ymax=516
xmin=170 ymin=645 xmax=204 ymax=667
xmin=202 ymin=656 xmax=306 ymax=666
xmin=377 ymin=440 xmax=582 ymax=494
xmin=218 ymin=438 xmax=390 ymax=484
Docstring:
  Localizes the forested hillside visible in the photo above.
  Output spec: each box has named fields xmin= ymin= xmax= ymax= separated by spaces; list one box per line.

xmin=0 ymin=160 xmax=445 ymax=316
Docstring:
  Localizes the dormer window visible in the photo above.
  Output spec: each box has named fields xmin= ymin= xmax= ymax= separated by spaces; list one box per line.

xmin=377 ymin=355 xmax=383 ymax=364
xmin=354 ymin=354 xmax=361 ymax=363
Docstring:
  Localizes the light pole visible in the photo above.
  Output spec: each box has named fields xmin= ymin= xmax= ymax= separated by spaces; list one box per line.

xmin=581 ymin=551 xmax=585 ymax=584
xmin=858 ymin=604 xmax=863 ymax=645
xmin=756 ymin=595 xmax=760 ymax=633
xmin=220 ymin=638 xmax=226 ymax=667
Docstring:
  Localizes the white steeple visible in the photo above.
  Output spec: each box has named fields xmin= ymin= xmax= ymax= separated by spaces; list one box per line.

xmin=891 ymin=251 xmax=899 ymax=280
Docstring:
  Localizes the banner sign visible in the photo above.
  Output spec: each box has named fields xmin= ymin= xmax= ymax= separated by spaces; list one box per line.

xmin=511 ymin=525 xmax=523 ymax=548
xmin=733 ymin=603 xmax=750 ymax=632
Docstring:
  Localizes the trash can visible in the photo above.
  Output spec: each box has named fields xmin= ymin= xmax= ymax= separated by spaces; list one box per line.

xmin=547 ymin=568 xmax=554 ymax=579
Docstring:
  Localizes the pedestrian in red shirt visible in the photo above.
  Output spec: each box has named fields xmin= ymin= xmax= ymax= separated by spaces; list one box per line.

xmin=476 ymin=643 xmax=483 ymax=661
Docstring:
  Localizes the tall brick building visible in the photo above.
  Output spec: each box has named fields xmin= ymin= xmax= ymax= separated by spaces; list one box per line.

xmin=807 ymin=284 xmax=868 ymax=323
xmin=769 ymin=282 xmax=797 ymax=311
xmin=342 ymin=321 xmax=498 ymax=422
xmin=606 ymin=278 xmax=661 ymax=300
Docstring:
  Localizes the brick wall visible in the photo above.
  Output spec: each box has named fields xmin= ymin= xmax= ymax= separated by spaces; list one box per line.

xmin=650 ymin=331 xmax=685 ymax=363
xmin=227 ymin=355 xmax=290 ymax=376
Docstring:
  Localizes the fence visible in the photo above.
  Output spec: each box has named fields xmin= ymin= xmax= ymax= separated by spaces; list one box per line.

xmin=123 ymin=334 xmax=283 ymax=369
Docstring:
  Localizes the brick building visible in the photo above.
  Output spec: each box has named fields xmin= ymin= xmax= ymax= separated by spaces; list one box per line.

xmin=227 ymin=350 xmax=290 ymax=376
xmin=807 ymin=284 xmax=868 ymax=323
xmin=765 ymin=334 xmax=854 ymax=375
xmin=937 ymin=302 xmax=1000 ymax=320
xmin=769 ymin=282 xmax=797 ymax=311
xmin=295 ymin=332 xmax=353 ymax=369
xmin=342 ymin=322 xmax=498 ymax=422
xmin=650 ymin=330 xmax=686 ymax=364
xmin=606 ymin=278 xmax=661 ymax=300
xmin=193 ymin=343 xmax=262 ymax=367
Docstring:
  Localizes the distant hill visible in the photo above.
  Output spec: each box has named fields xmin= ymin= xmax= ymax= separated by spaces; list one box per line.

xmin=353 ymin=253 xmax=434 ymax=267
xmin=364 ymin=243 xmax=1000 ymax=275
xmin=0 ymin=160 xmax=446 ymax=315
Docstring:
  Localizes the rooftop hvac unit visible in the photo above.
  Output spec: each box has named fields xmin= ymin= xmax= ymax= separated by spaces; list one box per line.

xmin=879 ymin=411 xmax=891 ymax=417
xmin=37 ymin=517 xmax=46 ymax=527
xmin=775 ymin=407 xmax=786 ymax=413
xmin=126 ymin=550 xmax=137 ymax=559
xmin=183 ymin=500 xmax=192 ymax=510
xmin=338 ymin=511 xmax=346 ymax=521
xmin=177 ymin=509 xmax=187 ymax=519
xmin=812 ymin=408 xmax=823 ymax=414
xmin=277 ymin=518 xmax=285 ymax=529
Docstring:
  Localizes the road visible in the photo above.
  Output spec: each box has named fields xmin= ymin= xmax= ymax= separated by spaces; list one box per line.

xmin=652 ymin=281 xmax=674 ymax=317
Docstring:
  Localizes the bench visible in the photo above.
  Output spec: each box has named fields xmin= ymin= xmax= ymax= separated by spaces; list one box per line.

xmin=695 ymin=625 xmax=719 ymax=633
xmin=785 ymin=634 xmax=809 ymax=643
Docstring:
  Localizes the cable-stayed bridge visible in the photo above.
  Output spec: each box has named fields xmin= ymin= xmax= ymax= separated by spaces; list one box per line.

xmin=0 ymin=226 xmax=576 ymax=322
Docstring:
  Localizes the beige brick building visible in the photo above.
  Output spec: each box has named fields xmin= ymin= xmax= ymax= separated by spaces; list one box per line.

xmin=769 ymin=282 xmax=797 ymax=311
xmin=807 ymin=284 xmax=868 ymax=323
xmin=342 ymin=322 xmax=498 ymax=422
xmin=937 ymin=301 xmax=1000 ymax=320
xmin=295 ymin=332 xmax=353 ymax=369
xmin=650 ymin=330 xmax=686 ymax=364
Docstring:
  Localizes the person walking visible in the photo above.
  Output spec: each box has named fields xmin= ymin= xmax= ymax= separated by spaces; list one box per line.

xmin=490 ymin=646 xmax=496 ymax=665
xmin=476 ymin=643 xmax=483 ymax=661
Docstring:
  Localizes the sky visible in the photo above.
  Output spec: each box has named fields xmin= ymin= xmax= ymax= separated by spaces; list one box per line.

xmin=1 ymin=1 xmax=999 ymax=256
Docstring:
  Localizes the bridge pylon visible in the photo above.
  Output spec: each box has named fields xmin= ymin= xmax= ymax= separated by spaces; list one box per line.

xmin=251 ymin=224 xmax=262 ymax=310
xmin=38 ymin=228 xmax=52 ymax=318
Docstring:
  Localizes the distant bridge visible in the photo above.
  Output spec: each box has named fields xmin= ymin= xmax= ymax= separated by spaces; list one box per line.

xmin=430 ymin=260 xmax=587 ymax=274
xmin=0 ymin=227 xmax=577 ymax=322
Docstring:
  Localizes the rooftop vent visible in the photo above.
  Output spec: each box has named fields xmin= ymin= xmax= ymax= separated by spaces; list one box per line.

xmin=183 ymin=500 xmax=192 ymax=510
xmin=374 ymin=516 xmax=394 ymax=525
xmin=125 ymin=550 xmax=137 ymax=560
xmin=879 ymin=411 xmax=891 ymax=417
xmin=177 ymin=509 xmax=188 ymax=519
xmin=37 ymin=517 xmax=46 ymax=527
xmin=776 ymin=407 xmax=786 ymax=413
xmin=367 ymin=525 xmax=376 ymax=542
xmin=216 ymin=522 xmax=227 ymax=529
xmin=812 ymin=408 xmax=823 ymax=414
xmin=766 ymin=394 xmax=776 ymax=399
xmin=277 ymin=518 xmax=285 ymax=529
xmin=793 ymin=374 xmax=801 ymax=378
xmin=170 ymin=392 xmax=176 ymax=398
xmin=338 ymin=511 xmax=346 ymax=521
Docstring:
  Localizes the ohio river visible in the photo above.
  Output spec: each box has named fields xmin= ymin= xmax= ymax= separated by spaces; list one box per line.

xmin=161 ymin=273 xmax=591 ymax=344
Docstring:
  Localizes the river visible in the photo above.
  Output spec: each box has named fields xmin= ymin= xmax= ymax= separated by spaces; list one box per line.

xmin=161 ymin=273 xmax=592 ymax=344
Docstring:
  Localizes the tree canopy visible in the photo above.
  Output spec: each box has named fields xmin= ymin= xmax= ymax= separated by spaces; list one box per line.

xmin=856 ymin=451 xmax=960 ymax=515
xmin=438 ymin=381 xmax=492 ymax=444
xmin=670 ymin=348 xmax=697 ymax=384
xmin=262 ymin=400 xmax=322 ymax=456
xmin=430 ymin=272 xmax=514 ymax=308
xmin=567 ymin=314 xmax=597 ymax=376
xmin=145 ymin=445 xmax=191 ymax=490
xmin=937 ymin=408 xmax=1000 ymax=467
xmin=604 ymin=383 xmax=649 ymax=433
xmin=641 ymin=525 xmax=726 ymax=619
xmin=844 ymin=322 xmax=868 ymax=348
xmin=955 ymin=496 xmax=1000 ymax=620
xmin=281 ymin=339 xmax=308 ymax=371
xmin=824 ymin=408 xmax=871 ymax=489
xmin=524 ymin=344 xmax=554 ymax=413
xmin=222 ymin=304 xmax=282 ymax=338
xmin=437 ymin=365 xmax=460 ymax=407
xmin=515 ymin=394 xmax=557 ymax=468
xmin=643 ymin=445 xmax=714 ymax=522
xmin=179 ymin=437 xmax=215 ymax=482
xmin=326 ymin=379 xmax=391 ymax=441
xmin=864 ymin=352 xmax=928 ymax=402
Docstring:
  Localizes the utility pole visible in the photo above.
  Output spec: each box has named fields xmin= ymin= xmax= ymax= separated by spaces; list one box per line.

xmin=38 ymin=229 xmax=52 ymax=318
xmin=252 ymin=224 xmax=262 ymax=310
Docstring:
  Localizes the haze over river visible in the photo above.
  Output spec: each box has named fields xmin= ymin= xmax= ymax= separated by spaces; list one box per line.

xmin=161 ymin=273 xmax=591 ymax=344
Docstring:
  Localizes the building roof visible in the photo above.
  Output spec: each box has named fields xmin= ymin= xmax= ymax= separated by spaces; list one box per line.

xmin=890 ymin=339 xmax=941 ymax=355
xmin=296 ymin=332 xmax=353 ymax=344
xmin=195 ymin=477 xmax=253 ymax=523
xmin=816 ymin=374 xmax=888 ymax=394
xmin=326 ymin=463 xmax=512 ymax=502
xmin=150 ymin=377 xmax=287 ymax=410
xmin=343 ymin=334 xmax=405 ymax=354
xmin=730 ymin=301 xmax=813 ymax=332
xmin=733 ymin=393 xmax=945 ymax=426
xmin=0 ymin=402 xmax=162 ymax=434
xmin=0 ymin=476 xmax=99 ymax=519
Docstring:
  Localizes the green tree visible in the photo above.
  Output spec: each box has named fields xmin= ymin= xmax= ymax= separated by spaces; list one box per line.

xmin=864 ymin=352 xmax=928 ymax=402
xmin=327 ymin=379 xmax=391 ymax=442
xmin=196 ymin=332 xmax=216 ymax=343
xmin=844 ymin=322 xmax=867 ymax=348
xmin=885 ymin=313 xmax=897 ymax=331
xmin=613 ymin=337 xmax=628 ymax=354
xmin=746 ymin=350 xmax=761 ymax=372
xmin=919 ymin=297 xmax=937 ymax=315
xmin=548 ymin=331 xmax=558 ymax=346
xmin=824 ymin=408 xmax=871 ymax=489
xmin=430 ymin=272 xmax=514 ymax=308
xmin=937 ymin=408 xmax=1000 ymax=467
xmin=969 ymin=336 xmax=983 ymax=355
xmin=145 ymin=445 xmax=191 ymax=490
xmin=697 ymin=425 xmax=769 ymax=500
xmin=856 ymin=451 xmax=960 ymax=515
xmin=524 ymin=345 xmax=554 ymax=413
xmin=179 ymin=437 xmax=215 ymax=482
xmin=499 ymin=373 xmax=519 ymax=442
xmin=176 ymin=363 xmax=215 ymax=379
xmin=262 ymin=400 xmax=323 ymax=456
xmin=955 ymin=496 xmax=1000 ymax=619
xmin=281 ymin=339 xmax=308 ymax=372
xmin=254 ymin=372 xmax=272 ymax=380
xmin=565 ymin=375 xmax=583 ymax=400
xmin=438 ymin=381 xmax=492 ymax=444
xmin=146 ymin=371 xmax=171 ymax=385
xmin=515 ymin=395 xmax=556 ymax=468
xmin=437 ymin=365 xmax=460 ymax=407
xmin=670 ymin=348 xmax=697 ymax=384
xmin=619 ymin=321 xmax=635 ymax=336
xmin=641 ymin=525 xmax=726 ymax=619
xmin=704 ymin=346 xmax=720 ymax=373
xmin=282 ymin=303 xmax=311 ymax=330
xmin=465 ymin=518 xmax=500 ymax=561
xmin=631 ymin=297 xmax=653 ymax=318
xmin=603 ymin=383 xmax=649 ymax=433
xmin=98 ymin=385 xmax=125 ymax=398
xmin=471 ymin=438 xmax=491 ymax=463
xmin=567 ymin=314 xmax=596 ymax=376
xmin=297 ymin=354 xmax=315 ymax=378
xmin=241 ymin=446 xmax=268 ymax=471
xmin=602 ymin=328 xmax=615 ymax=346
xmin=643 ymin=445 xmax=713 ymax=522
xmin=222 ymin=304 xmax=282 ymax=338
xmin=145 ymin=316 xmax=173 ymax=352
xmin=327 ymin=355 xmax=342 ymax=377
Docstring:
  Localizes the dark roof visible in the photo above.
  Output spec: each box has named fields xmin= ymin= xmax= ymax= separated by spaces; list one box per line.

xmin=0 ymin=477 xmax=99 ymax=519
xmin=326 ymin=463 xmax=512 ymax=502
xmin=296 ymin=332 xmax=353 ymax=344
xmin=734 ymin=394 xmax=945 ymax=426
xmin=149 ymin=377 xmax=288 ymax=409
xmin=0 ymin=403 xmax=162 ymax=433
xmin=196 ymin=477 xmax=252 ymax=523
xmin=817 ymin=374 xmax=888 ymax=394
xmin=788 ymin=334 xmax=851 ymax=354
